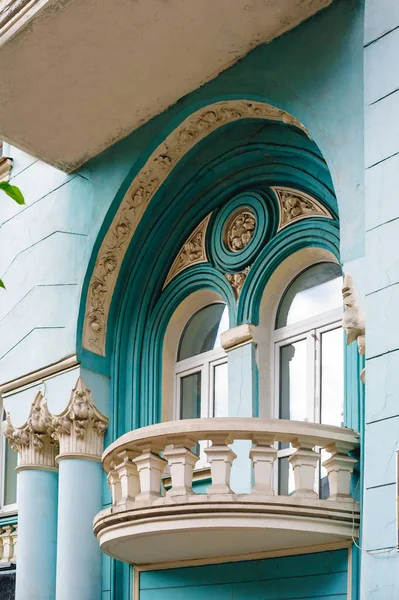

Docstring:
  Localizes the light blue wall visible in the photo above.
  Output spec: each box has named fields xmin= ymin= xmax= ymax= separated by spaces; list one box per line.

xmin=0 ymin=0 xmax=364 ymax=384
xmin=362 ymin=1 xmax=399 ymax=596
xmin=139 ymin=549 xmax=349 ymax=599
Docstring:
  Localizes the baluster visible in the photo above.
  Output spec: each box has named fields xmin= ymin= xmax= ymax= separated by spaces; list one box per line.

xmin=115 ymin=450 xmax=140 ymax=504
xmin=163 ymin=436 xmax=198 ymax=496
xmin=0 ymin=529 xmax=3 ymax=562
xmin=323 ymin=442 xmax=357 ymax=501
xmin=107 ymin=460 xmax=122 ymax=506
xmin=11 ymin=526 xmax=17 ymax=562
xmin=0 ymin=526 xmax=13 ymax=562
xmin=133 ymin=444 xmax=167 ymax=500
xmin=289 ymin=438 xmax=320 ymax=498
xmin=205 ymin=434 xmax=236 ymax=494
xmin=250 ymin=434 xmax=277 ymax=495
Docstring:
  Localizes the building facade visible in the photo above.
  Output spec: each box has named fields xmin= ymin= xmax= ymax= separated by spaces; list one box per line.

xmin=0 ymin=0 xmax=396 ymax=598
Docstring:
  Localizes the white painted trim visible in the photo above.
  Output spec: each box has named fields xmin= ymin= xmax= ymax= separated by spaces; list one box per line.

xmin=133 ymin=541 xmax=352 ymax=599
xmin=0 ymin=354 xmax=79 ymax=395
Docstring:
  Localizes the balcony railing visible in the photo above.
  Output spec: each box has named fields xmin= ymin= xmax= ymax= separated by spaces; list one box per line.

xmin=94 ymin=418 xmax=360 ymax=565
xmin=0 ymin=523 xmax=17 ymax=563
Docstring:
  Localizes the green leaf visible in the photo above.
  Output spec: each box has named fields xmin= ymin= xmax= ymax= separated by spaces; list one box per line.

xmin=0 ymin=181 xmax=25 ymax=205
xmin=0 ymin=279 xmax=5 ymax=289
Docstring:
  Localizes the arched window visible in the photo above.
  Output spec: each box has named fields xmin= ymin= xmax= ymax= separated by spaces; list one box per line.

xmin=273 ymin=262 xmax=343 ymax=497
xmin=175 ymin=303 xmax=229 ymax=420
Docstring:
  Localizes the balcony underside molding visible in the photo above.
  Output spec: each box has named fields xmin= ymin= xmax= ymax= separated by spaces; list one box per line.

xmin=0 ymin=0 xmax=332 ymax=169
xmin=94 ymin=495 xmax=359 ymax=565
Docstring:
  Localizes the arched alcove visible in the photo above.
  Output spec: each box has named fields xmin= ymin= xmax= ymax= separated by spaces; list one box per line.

xmin=78 ymin=100 xmax=340 ymax=438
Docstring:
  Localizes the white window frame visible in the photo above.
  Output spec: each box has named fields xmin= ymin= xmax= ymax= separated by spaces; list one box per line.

xmin=174 ymin=346 xmax=228 ymax=421
xmin=272 ymin=306 xmax=343 ymax=494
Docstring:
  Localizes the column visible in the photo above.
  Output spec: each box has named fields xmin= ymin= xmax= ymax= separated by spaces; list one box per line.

xmin=3 ymin=392 xmax=58 ymax=600
xmin=221 ymin=324 xmax=258 ymax=493
xmin=52 ymin=377 xmax=108 ymax=600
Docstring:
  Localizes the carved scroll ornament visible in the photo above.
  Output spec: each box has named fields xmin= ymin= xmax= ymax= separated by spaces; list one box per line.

xmin=83 ymin=101 xmax=309 ymax=355
xmin=272 ymin=186 xmax=332 ymax=231
xmin=225 ymin=209 xmax=256 ymax=252
xmin=225 ymin=266 xmax=250 ymax=300
xmin=2 ymin=391 xmax=58 ymax=470
xmin=52 ymin=377 xmax=108 ymax=460
xmin=342 ymin=273 xmax=365 ymax=383
xmin=163 ymin=214 xmax=211 ymax=288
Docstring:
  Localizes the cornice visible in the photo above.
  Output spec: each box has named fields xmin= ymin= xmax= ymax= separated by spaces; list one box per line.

xmin=0 ymin=355 xmax=79 ymax=395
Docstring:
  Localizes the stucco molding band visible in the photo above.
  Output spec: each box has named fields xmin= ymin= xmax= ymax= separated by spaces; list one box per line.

xmin=83 ymin=100 xmax=309 ymax=356
xmin=221 ymin=324 xmax=257 ymax=351
xmin=52 ymin=376 xmax=109 ymax=462
xmin=0 ymin=354 xmax=79 ymax=395
xmin=2 ymin=391 xmax=58 ymax=471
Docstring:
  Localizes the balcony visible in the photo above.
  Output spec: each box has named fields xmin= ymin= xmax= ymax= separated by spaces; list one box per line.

xmin=94 ymin=418 xmax=360 ymax=565
xmin=0 ymin=0 xmax=332 ymax=170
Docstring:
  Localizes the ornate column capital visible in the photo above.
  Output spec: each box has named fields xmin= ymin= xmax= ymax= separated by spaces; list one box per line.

xmin=52 ymin=377 xmax=109 ymax=463
xmin=2 ymin=391 xmax=58 ymax=471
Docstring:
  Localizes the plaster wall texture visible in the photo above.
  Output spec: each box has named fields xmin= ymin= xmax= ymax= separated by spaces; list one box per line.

xmin=362 ymin=0 xmax=399 ymax=597
xmin=0 ymin=0 xmax=364 ymax=387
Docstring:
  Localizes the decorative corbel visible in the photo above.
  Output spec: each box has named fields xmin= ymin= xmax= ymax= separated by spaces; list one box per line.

xmin=342 ymin=273 xmax=365 ymax=383
xmin=52 ymin=377 xmax=109 ymax=461
xmin=2 ymin=391 xmax=58 ymax=471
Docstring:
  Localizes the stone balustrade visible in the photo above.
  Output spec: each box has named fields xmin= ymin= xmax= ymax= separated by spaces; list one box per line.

xmin=0 ymin=524 xmax=17 ymax=563
xmin=103 ymin=418 xmax=359 ymax=505
xmin=95 ymin=418 xmax=360 ymax=565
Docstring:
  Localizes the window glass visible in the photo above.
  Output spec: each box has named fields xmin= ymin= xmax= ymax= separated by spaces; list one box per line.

xmin=213 ymin=363 xmax=229 ymax=418
xmin=178 ymin=303 xmax=228 ymax=361
xmin=276 ymin=263 xmax=342 ymax=328
xmin=321 ymin=327 xmax=344 ymax=427
xmin=279 ymin=339 xmax=309 ymax=422
xmin=180 ymin=372 xmax=201 ymax=420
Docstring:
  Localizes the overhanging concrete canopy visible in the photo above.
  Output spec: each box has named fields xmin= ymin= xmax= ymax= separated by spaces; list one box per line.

xmin=0 ymin=0 xmax=332 ymax=171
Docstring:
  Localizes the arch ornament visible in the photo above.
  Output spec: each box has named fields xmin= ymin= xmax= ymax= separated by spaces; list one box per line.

xmin=82 ymin=100 xmax=309 ymax=356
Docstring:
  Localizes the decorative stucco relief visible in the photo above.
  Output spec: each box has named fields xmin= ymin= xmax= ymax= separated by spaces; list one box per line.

xmin=2 ymin=391 xmax=58 ymax=470
xmin=272 ymin=186 xmax=332 ymax=231
xmin=52 ymin=377 xmax=109 ymax=460
xmin=83 ymin=101 xmax=309 ymax=355
xmin=0 ymin=156 xmax=12 ymax=182
xmin=224 ymin=209 xmax=256 ymax=252
xmin=225 ymin=266 xmax=250 ymax=300
xmin=342 ymin=273 xmax=365 ymax=382
xmin=163 ymin=214 xmax=211 ymax=289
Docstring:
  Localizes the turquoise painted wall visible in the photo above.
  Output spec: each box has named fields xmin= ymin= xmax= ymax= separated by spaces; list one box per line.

xmin=0 ymin=2 xmax=365 ymax=599
xmin=0 ymin=0 xmax=363 ymax=385
xmin=362 ymin=0 xmax=399 ymax=597
xmin=139 ymin=549 xmax=349 ymax=600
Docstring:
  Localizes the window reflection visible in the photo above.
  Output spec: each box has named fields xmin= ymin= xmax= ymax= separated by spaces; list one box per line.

xmin=178 ymin=304 xmax=228 ymax=361
xmin=277 ymin=262 xmax=342 ymax=328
